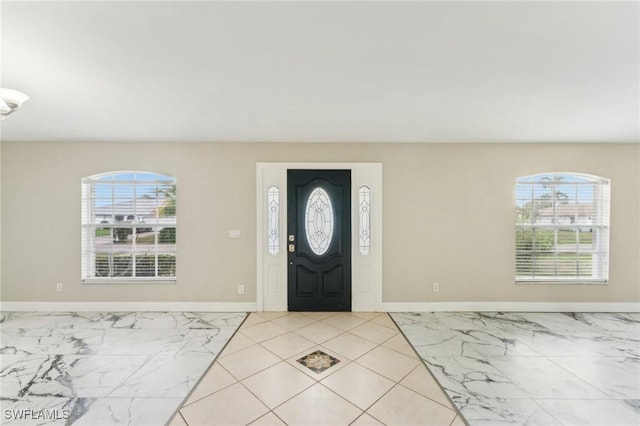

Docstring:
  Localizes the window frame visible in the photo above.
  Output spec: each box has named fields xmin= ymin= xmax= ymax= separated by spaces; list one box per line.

xmin=81 ymin=171 xmax=177 ymax=283
xmin=515 ymin=172 xmax=610 ymax=284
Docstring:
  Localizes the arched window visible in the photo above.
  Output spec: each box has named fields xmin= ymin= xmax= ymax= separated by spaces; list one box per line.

xmin=81 ymin=171 xmax=177 ymax=281
xmin=515 ymin=172 xmax=609 ymax=282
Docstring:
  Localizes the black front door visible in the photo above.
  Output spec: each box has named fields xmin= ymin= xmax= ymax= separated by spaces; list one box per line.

xmin=287 ymin=170 xmax=351 ymax=311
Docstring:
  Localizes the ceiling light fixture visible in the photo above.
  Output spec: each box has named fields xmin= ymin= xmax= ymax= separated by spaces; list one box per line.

xmin=0 ymin=88 xmax=29 ymax=120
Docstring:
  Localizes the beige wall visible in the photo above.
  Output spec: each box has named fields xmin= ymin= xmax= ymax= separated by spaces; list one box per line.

xmin=1 ymin=142 xmax=638 ymax=304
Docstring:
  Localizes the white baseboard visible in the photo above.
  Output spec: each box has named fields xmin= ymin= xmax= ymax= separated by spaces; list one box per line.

xmin=382 ymin=302 xmax=640 ymax=313
xmin=0 ymin=301 xmax=257 ymax=312
xmin=3 ymin=301 xmax=637 ymax=313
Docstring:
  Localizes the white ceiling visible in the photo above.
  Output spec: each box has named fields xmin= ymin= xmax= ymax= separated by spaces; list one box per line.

xmin=1 ymin=1 xmax=638 ymax=143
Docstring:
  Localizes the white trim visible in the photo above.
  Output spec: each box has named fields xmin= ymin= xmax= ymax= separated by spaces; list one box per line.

xmin=4 ymin=301 xmax=636 ymax=313
xmin=0 ymin=302 xmax=257 ymax=312
xmin=383 ymin=302 xmax=640 ymax=313
xmin=257 ymin=162 xmax=383 ymax=312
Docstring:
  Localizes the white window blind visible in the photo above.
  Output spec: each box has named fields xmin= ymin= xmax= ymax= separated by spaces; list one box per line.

xmin=82 ymin=171 xmax=177 ymax=281
xmin=515 ymin=172 xmax=610 ymax=283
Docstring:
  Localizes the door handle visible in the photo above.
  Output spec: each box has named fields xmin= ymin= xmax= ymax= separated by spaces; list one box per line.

xmin=288 ymin=244 xmax=295 ymax=253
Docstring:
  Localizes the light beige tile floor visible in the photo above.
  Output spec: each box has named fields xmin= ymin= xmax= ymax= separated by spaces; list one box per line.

xmin=169 ymin=312 xmax=465 ymax=426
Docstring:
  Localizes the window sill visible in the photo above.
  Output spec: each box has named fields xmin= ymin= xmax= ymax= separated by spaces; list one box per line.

xmin=516 ymin=280 xmax=608 ymax=285
xmin=83 ymin=278 xmax=177 ymax=285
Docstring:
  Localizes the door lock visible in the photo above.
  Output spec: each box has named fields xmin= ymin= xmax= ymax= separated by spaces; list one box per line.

xmin=288 ymin=235 xmax=295 ymax=242
xmin=288 ymin=244 xmax=295 ymax=252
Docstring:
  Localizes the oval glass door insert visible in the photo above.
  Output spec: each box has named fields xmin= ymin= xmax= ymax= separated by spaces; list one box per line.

xmin=305 ymin=187 xmax=334 ymax=255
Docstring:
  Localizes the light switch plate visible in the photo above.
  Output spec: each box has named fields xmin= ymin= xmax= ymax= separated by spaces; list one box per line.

xmin=229 ymin=230 xmax=241 ymax=239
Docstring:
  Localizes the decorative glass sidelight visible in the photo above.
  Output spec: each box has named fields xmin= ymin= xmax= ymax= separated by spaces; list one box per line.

xmin=267 ymin=186 xmax=280 ymax=255
xmin=359 ymin=186 xmax=371 ymax=255
xmin=305 ymin=187 xmax=334 ymax=255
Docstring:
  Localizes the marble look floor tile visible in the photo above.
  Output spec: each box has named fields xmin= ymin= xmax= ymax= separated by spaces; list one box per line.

xmin=517 ymin=329 xmax=639 ymax=359
xmin=400 ymin=364 xmax=454 ymax=409
xmin=273 ymin=383 xmax=362 ymax=426
xmin=538 ymin=399 xmax=640 ymax=426
xmin=0 ymin=355 xmax=51 ymax=397
xmin=321 ymin=332 xmax=378 ymax=361
xmin=402 ymin=327 xmax=539 ymax=358
xmin=391 ymin=312 xmax=447 ymax=330
xmin=367 ymin=385 xmax=457 ymax=426
xmin=241 ymin=361 xmax=315 ymax=409
xmin=89 ymin=328 xmax=185 ymax=355
xmin=423 ymin=355 xmax=529 ymax=401
xmin=489 ymin=356 xmax=608 ymax=399
xmin=393 ymin=312 xmax=541 ymax=333
xmin=218 ymin=344 xmax=281 ymax=380
xmin=259 ymin=332 xmax=315 ymax=360
xmin=0 ymin=312 xmax=244 ymax=332
xmin=160 ymin=328 xmax=233 ymax=356
xmin=0 ymin=312 xmax=245 ymax=425
xmin=294 ymin=322 xmax=343 ymax=344
xmin=0 ymin=395 xmax=183 ymax=426
xmin=0 ymin=396 xmax=74 ymax=426
xmin=356 ymin=345 xmax=419 ymax=382
xmin=84 ymin=312 xmax=197 ymax=330
xmin=187 ymin=312 xmax=247 ymax=330
xmin=109 ymin=354 xmax=214 ymax=397
xmin=180 ymin=382 xmax=269 ymax=426
xmin=457 ymin=397 xmax=562 ymax=426
xmin=17 ymin=354 xmax=148 ymax=398
xmin=184 ymin=363 xmax=237 ymax=405
xmin=1 ymin=328 xmax=107 ymax=355
xmin=549 ymin=356 xmax=640 ymax=399
xmin=518 ymin=312 xmax=635 ymax=333
xmin=0 ymin=312 xmax=95 ymax=330
xmin=623 ymin=399 xmax=640 ymax=414
xmin=321 ymin=362 xmax=395 ymax=410
xmin=349 ymin=321 xmax=398 ymax=344
xmin=395 ymin=312 xmax=640 ymax=426
xmin=576 ymin=313 xmax=640 ymax=333
xmin=73 ymin=397 xmax=184 ymax=426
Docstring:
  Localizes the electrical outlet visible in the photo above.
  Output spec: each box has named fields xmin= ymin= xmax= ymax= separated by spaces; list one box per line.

xmin=433 ymin=283 xmax=439 ymax=292
xmin=56 ymin=283 xmax=63 ymax=292
xmin=238 ymin=285 xmax=245 ymax=295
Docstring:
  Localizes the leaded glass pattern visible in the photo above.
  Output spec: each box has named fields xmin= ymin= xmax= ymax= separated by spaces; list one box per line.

xmin=267 ymin=186 xmax=280 ymax=255
xmin=305 ymin=187 xmax=334 ymax=255
xmin=359 ymin=186 xmax=371 ymax=255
